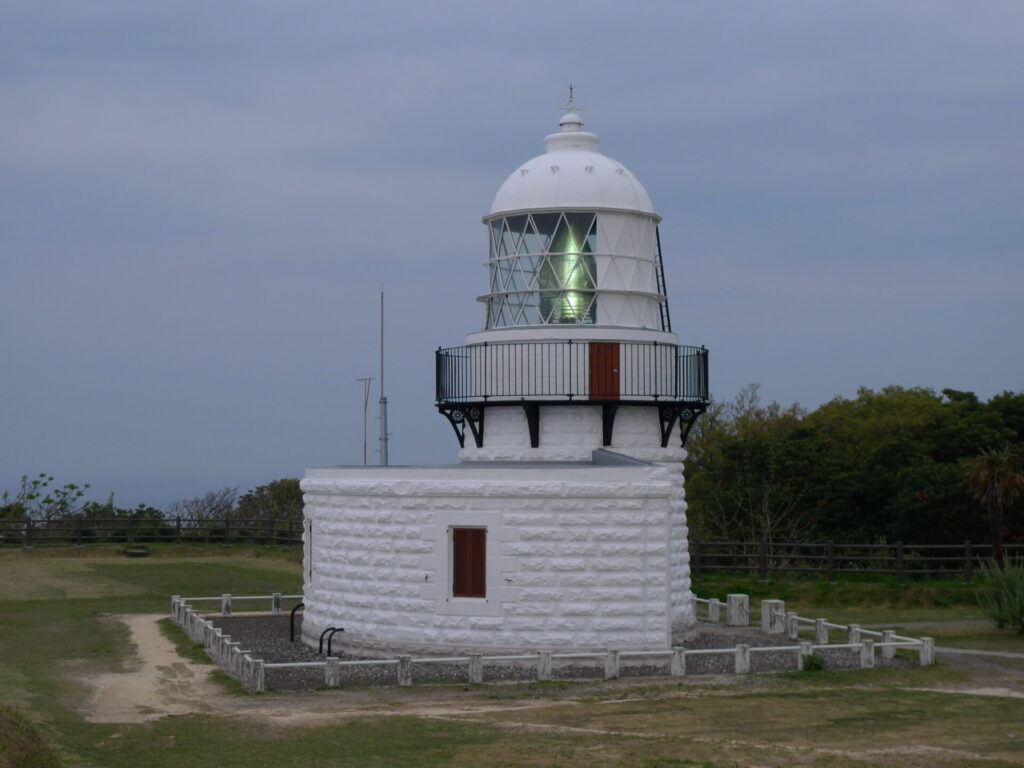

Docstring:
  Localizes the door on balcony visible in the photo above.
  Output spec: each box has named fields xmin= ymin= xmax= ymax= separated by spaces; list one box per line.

xmin=589 ymin=343 xmax=619 ymax=400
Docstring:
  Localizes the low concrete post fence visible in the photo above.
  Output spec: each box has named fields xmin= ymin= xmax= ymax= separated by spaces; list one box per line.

xmin=169 ymin=592 xmax=937 ymax=695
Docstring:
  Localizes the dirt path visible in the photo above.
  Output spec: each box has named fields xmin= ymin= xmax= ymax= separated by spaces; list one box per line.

xmin=82 ymin=614 xmax=227 ymax=722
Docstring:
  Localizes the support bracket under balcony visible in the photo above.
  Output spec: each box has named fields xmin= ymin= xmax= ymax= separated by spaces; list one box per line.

xmin=601 ymin=402 xmax=619 ymax=447
xmin=521 ymin=403 xmax=540 ymax=448
xmin=438 ymin=405 xmax=485 ymax=449
xmin=658 ymin=404 xmax=706 ymax=448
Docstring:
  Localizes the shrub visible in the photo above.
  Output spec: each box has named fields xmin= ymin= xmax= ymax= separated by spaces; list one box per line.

xmin=801 ymin=653 xmax=826 ymax=672
xmin=975 ymin=558 xmax=1024 ymax=633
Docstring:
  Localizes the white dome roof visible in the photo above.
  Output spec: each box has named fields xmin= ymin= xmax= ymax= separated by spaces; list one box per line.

xmin=488 ymin=112 xmax=656 ymax=217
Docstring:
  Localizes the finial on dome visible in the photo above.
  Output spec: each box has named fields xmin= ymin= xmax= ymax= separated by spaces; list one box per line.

xmin=558 ymin=84 xmax=584 ymax=132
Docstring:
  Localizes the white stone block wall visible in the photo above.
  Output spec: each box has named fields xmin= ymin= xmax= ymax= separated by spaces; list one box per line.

xmin=301 ymin=459 xmax=694 ymax=655
xmin=459 ymin=405 xmax=685 ymax=463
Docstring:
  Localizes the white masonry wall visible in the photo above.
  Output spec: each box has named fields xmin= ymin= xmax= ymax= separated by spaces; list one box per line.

xmin=301 ymin=458 xmax=694 ymax=655
xmin=459 ymin=405 xmax=686 ymax=463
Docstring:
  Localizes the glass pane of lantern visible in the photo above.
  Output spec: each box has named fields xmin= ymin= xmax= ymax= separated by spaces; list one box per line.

xmin=531 ymin=213 xmax=559 ymax=251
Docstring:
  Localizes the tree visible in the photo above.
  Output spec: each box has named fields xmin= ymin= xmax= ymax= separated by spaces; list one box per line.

xmin=234 ymin=478 xmax=303 ymax=522
xmin=165 ymin=487 xmax=237 ymax=524
xmin=0 ymin=474 xmax=91 ymax=521
xmin=963 ymin=447 xmax=1024 ymax=567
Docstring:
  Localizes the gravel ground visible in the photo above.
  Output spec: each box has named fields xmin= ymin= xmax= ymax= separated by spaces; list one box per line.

xmin=206 ymin=614 xmax=915 ymax=691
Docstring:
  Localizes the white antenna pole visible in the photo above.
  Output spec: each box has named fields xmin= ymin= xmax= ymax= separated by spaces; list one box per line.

xmin=378 ymin=289 xmax=389 ymax=466
xmin=356 ymin=377 xmax=373 ymax=465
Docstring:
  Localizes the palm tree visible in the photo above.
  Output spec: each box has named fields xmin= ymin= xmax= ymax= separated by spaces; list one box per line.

xmin=963 ymin=446 xmax=1024 ymax=568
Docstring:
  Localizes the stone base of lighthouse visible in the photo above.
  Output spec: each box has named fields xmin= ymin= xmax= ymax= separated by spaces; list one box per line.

xmin=300 ymin=408 xmax=695 ymax=656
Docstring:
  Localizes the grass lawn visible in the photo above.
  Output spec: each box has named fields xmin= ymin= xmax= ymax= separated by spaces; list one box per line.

xmin=2 ymin=548 xmax=1023 ymax=768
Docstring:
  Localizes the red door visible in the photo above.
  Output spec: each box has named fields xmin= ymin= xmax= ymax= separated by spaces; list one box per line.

xmin=452 ymin=527 xmax=486 ymax=598
xmin=589 ymin=343 xmax=620 ymax=400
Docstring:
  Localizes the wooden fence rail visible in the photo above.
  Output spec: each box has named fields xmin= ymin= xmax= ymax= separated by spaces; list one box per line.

xmin=0 ymin=517 xmax=302 ymax=547
xmin=690 ymin=539 xmax=1024 ymax=581
xmin=1 ymin=518 xmax=1017 ymax=580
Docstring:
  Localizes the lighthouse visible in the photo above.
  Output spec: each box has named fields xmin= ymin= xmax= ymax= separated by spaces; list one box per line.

xmin=301 ymin=101 xmax=709 ymax=656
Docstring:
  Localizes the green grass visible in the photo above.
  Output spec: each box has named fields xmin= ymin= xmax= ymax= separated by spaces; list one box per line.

xmin=4 ymin=549 xmax=1024 ymax=768
xmin=156 ymin=618 xmax=211 ymax=665
xmin=0 ymin=705 xmax=63 ymax=768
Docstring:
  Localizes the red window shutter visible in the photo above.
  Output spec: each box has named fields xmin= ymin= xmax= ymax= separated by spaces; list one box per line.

xmin=452 ymin=527 xmax=486 ymax=598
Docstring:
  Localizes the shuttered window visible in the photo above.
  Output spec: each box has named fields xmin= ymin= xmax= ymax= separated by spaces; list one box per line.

xmin=452 ymin=527 xmax=486 ymax=598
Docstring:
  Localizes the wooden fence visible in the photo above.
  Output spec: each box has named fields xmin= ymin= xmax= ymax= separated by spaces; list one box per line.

xmin=0 ymin=517 xmax=302 ymax=547
xmin=2 ymin=517 xmax=1016 ymax=580
xmin=690 ymin=539 xmax=1024 ymax=581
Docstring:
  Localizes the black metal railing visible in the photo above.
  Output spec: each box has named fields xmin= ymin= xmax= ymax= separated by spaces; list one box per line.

xmin=435 ymin=341 xmax=708 ymax=404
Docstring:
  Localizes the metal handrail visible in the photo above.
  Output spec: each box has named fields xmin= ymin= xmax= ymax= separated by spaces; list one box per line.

xmin=435 ymin=340 xmax=708 ymax=404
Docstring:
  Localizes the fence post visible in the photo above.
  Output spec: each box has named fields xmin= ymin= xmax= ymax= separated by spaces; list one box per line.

xmin=896 ymin=541 xmax=904 ymax=584
xmin=249 ymin=659 xmax=262 ymax=696
xmin=272 ymin=593 xmax=282 ymax=615
xmin=176 ymin=516 xmax=182 ymax=545
xmin=785 ymin=611 xmax=799 ymax=640
xmin=221 ymin=594 xmax=232 ymax=616
xmin=726 ymin=594 xmax=749 ymax=626
xmin=860 ymin=640 xmax=875 ymax=669
xmin=468 ymin=654 xmax=483 ymax=684
xmin=397 ymin=655 xmax=413 ymax=687
xmin=814 ymin=618 xmax=829 ymax=645
xmin=881 ymin=630 xmax=896 ymax=660
xmin=604 ymin=650 xmax=619 ymax=680
xmin=963 ymin=541 xmax=972 ymax=582
xmin=735 ymin=644 xmax=750 ymax=674
xmin=707 ymin=598 xmax=721 ymax=622
xmin=798 ymin=641 xmax=813 ymax=671
xmin=919 ymin=637 xmax=934 ymax=666
xmin=826 ymin=540 xmax=835 ymax=582
xmin=537 ymin=651 xmax=552 ymax=681
xmin=847 ymin=624 xmax=861 ymax=644
xmin=24 ymin=519 xmax=33 ymax=549
xmin=224 ymin=517 xmax=231 ymax=546
xmin=325 ymin=657 xmax=341 ymax=687
xmin=671 ymin=647 xmax=686 ymax=677
xmin=759 ymin=540 xmax=769 ymax=582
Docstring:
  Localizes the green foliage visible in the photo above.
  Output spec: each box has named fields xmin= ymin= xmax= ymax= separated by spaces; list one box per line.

xmin=1 ymin=473 xmax=90 ymax=521
xmin=801 ymin=653 xmax=826 ymax=672
xmin=0 ymin=705 xmax=63 ymax=768
xmin=234 ymin=478 xmax=303 ymax=522
xmin=962 ymin=446 xmax=1024 ymax=566
xmin=975 ymin=558 xmax=1024 ymax=633
xmin=686 ymin=385 xmax=1024 ymax=545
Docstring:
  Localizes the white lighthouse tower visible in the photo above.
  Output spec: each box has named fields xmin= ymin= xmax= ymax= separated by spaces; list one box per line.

xmin=301 ymin=101 xmax=708 ymax=656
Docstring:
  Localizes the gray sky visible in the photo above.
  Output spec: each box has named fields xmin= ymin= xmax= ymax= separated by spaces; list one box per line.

xmin=2 ymin=1 xmax=1022 ymax=508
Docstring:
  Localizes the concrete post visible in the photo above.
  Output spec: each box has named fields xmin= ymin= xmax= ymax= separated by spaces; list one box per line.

xmin=272 ymin=593 xmax=282 ymax=615
xmin=814 ymin=618 xmax=829 ymax=645
xmin=670 ymin=647 xmax=686 ymax=677
xmin=253 ymin=659 xmax=265 ymax=693
xmin=171 ymin=595 xmax=181 ymax=620
xmin=537 ymin=651 xmax=552 ymax=682
xmin=919 ymin=637 xmax=934 ymax=666
xmin=604 ymin=650 xmax=620 ymax=680
xmin=468 ymin=654 xmax=483 ymax=684
xmin=221 ymin=593 xmax=232 ymax=616
xmin=798 ymin=641 xmax=813 ymax=671
xmin=881 ymin=630 xmax=896 ymax=660
xmin=735 ymin=644 xmax=750 ymax=674
xmin=848 ymin=624 xmax=861 ymax=644
xmin=785 ymin=612 xmax=799 ymax=640
xmin=761 ymin=600 xmax=785 ymax=634
xmin=397 ymin=655 xmax=413 ymax=687
xmin=860 ymin=640 xmax=875 ymax=669
xmin=726 ymin=594 xmax=749 ymax=626
xmin=707 ymin=598 xmax=722 ymax=622
xmin=325 ymin=657 xmax=341 ymax=687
